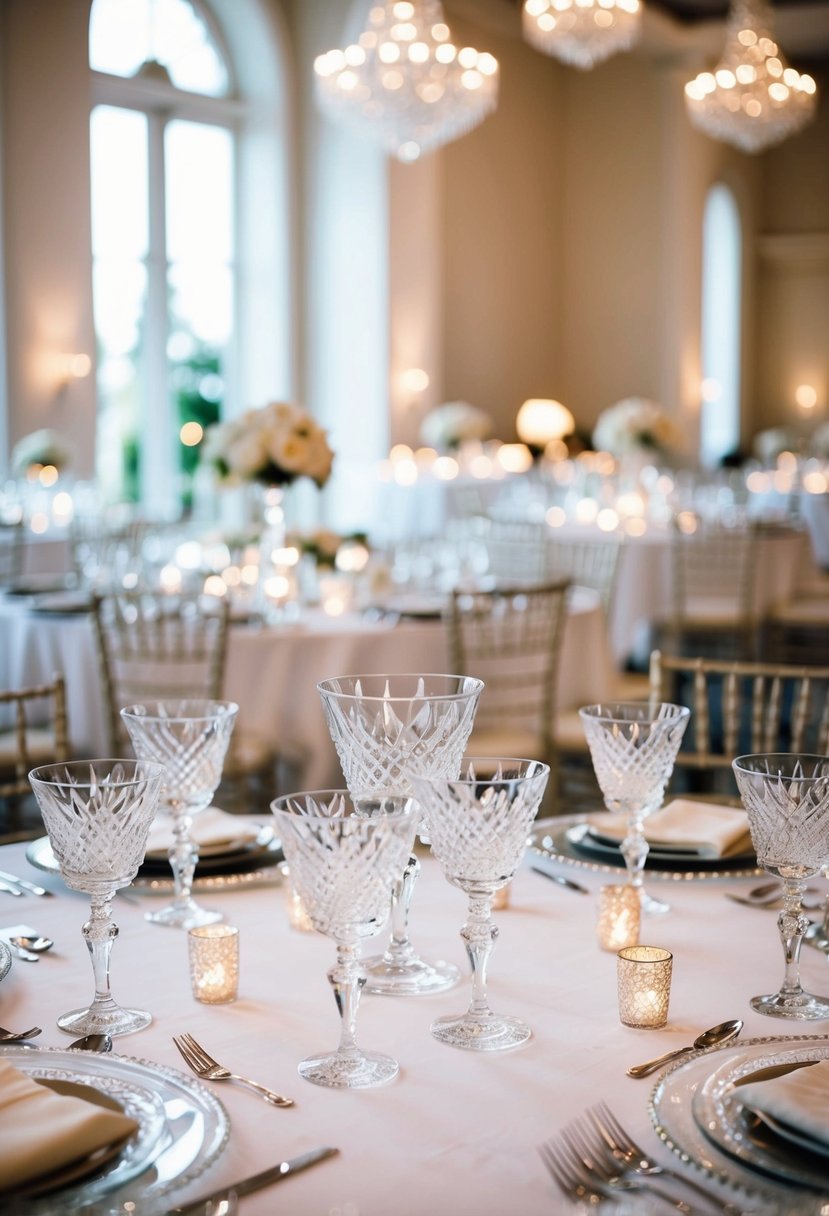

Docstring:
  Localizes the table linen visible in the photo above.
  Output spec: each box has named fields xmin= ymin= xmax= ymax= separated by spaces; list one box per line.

xmin=1 ymin=833 xmax=827 ymax=1213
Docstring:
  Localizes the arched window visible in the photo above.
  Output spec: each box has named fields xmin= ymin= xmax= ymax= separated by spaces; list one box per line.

xmin=700 ymin=184 xmax=742 ymax=469
xmin=89 ymin=0 xmax=290 ymax=515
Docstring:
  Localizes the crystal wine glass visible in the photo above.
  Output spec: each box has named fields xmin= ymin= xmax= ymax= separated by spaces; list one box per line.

xmin=412 ymin=758 xmax=549 ymax=1051
xmin=120 ymin=698 xmax=238 ymax=929
xmin=579 ymin=701 xmax=690 ymax=915
xmin=732 ymin=753 xmax=829 ymax=1019
xmin=28 ymin=758 xmax=165 ymax=1036
xmin=271 ymin=789 xmax=417 ymax=1088
xmin=317 ymin=673 xmax=483 ymax=996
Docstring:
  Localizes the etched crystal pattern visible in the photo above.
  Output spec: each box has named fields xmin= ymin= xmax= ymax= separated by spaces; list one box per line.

xmin=29 ymin=761 xmax=164 ymax=888
xmin=318 ymin=676 xmax=482 ymax=799
xmin=414 ymin=763 xmax=549 ymax=890
xmin=121 ymin=700 xmax=237 ymax=813
xmin=733 ymin=757 xmax=829 ymax=876
xmin=275 ymin=793 xmax=417 ymax=940
xmin=580 ymin=704 xmax=690 ymax=818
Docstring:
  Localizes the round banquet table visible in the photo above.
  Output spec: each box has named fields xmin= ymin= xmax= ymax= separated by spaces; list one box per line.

xmin=0 ymin=832 xmax=826 ymax=1214
xmin=0 ymin=586 xmax=612 ymax=787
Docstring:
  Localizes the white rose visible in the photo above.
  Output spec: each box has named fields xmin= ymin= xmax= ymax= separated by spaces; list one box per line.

xmin=226 ymin=429 xmax=268 ymax=478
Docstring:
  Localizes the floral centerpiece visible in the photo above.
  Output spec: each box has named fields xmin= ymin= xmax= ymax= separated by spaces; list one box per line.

xmin=419 ymin=401 xmax=493 ymax=451
xmin=201 ymin=401 xmax=334 ymax=488
xmin=11 ymin=429 xmax=73 ymax=478
xmin=753 ymin=426 xmax=799 ymax=465
xmin=288 ymin=527 xmax=369 ymax=568
xmin=592 ymin=398 xmax=681 ymax=460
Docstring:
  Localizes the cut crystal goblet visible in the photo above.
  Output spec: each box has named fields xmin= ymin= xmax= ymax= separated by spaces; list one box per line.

xmin=317 ymin=673 xmax=482 ymax=996
xmin=120 ymin=699 xmax=238 ymax=929
xmin=412 ymin=758 xmax=549 ymax=1051
xmin=579 ymin=701 xmax=690 ymax=915
xmin=732 ymin=753 xmax=829 ymax=1020
xmin=28 ymin=758 xmax=165 ymax=1036
xmin=271 ymin=790 xmax=417 ymax=1088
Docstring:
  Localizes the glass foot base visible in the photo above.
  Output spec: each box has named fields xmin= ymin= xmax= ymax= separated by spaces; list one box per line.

xmin=145 ymin=902 xmax=222 ymax=929
xmin=751 ymin=990 xmax=829 ymax=1019
xmin=639 ymin=889 xmax=670 ymax=915
xmin=362 ymin=953 xmax=460 ymax=996
xmin=298 ymin=1049 xmax=399 ymax=1089
xmin=57 ymin=1004 xmax=152 ymax=1038
xmin=431 ymin=1012 xmax=531 ymax=1052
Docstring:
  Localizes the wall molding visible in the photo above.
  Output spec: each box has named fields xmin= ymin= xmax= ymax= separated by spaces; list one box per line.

xmin=758 ymin=232 xmax=829 ymax=271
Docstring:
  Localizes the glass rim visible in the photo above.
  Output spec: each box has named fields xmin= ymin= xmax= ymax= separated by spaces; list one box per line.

xmin=270 ymin=789 xmax=418 ymax=823
xmin=317 ymin=673 xmax=484 ymax=702
xmin=732 ymin=752 xmax=829 ymax=775
xmin=120 ymin=699 xmax=239 ymax=723
xmin=617 ymin=945 xmax=673 ymax=964
xmin=579 ymin=701 xmax=690 ymax=722
xmin=28 ymin=758 xmax=167 ymax=787
xmin=413 ymin=756 xmax=550 ymax=783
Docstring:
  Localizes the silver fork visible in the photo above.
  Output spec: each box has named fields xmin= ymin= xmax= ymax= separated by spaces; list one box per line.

xmin=172 ymin=1033 xmax=294 ymax=1107
xmin=537 ymin=1133 xmax=614 ymax=1209
xmin=561 ymin=1116 xmax=692 ymax=1212
xmin=590 ymin=1102 xmax=742 ymax=1215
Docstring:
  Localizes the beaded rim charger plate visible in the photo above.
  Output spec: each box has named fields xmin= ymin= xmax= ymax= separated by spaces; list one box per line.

xmin=0 ymin=939 xmax=11 ymax=983
xmin=528 ymin=816 xmax=762 ymax=881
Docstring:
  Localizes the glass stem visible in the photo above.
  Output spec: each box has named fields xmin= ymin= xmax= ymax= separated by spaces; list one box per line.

xmin=381 ymin=853 xmax=420 ymax=966
xmin=169 ymin=809 xmax=198 ymax=911
xmin=463 ymin=894 xmax=498 ymax=1019
xmin=84 ymin=893 xmax=119 ymax=1014
xmin=329 ymin=938 xmax=364 ymax=1059
xmin=777 ymin=877 xmax=810 ymax=998
xmin=620 ymin=813 xmax=649 ymax=895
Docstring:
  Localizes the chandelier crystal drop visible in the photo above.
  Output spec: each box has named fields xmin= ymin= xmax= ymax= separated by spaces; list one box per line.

xmin=684 ymin=0 xmax=817 ymax=154
xmin=522 ymin=0 xmax=642 ymax=71
xmin=313 ymin=1 xmax=499 ymax=163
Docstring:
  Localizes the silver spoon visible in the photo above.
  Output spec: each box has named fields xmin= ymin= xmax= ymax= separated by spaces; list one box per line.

xmin=627 ymin=1017 xmax=743 ymax=1078
xmin=68 ymin=1033 xmax=112 ymax=1052
xmin=9 ymin=934 xmax=54 ymax=954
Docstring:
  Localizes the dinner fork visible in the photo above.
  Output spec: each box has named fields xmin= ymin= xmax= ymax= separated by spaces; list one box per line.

xmin=557 ymin=1115 xmax=693 ymax=1212
xmin=537 ymin=1134 xmax=616 ymax=1209
xmin=589 ymin=1102 xmax=743 ymax=1215
xmin=0 ymin=1025 xmax=42 ymax=1042
xmin=172 ymin=1033 xmax=294 ymax=1107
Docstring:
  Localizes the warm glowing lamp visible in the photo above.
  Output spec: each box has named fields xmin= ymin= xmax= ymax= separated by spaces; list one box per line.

xmin=516 ymin=399 xmax=575 ymax=451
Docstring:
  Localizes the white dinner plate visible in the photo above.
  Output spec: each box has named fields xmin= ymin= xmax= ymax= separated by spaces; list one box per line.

xmin=0 ymin=1046 xmax=229 ymax=1214
xmin=649 ymin=1035 xmax=829 ymax=1211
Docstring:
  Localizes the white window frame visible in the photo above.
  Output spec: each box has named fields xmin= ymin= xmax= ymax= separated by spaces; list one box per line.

xmin=700 ymin=183 xmax=743 ymax=470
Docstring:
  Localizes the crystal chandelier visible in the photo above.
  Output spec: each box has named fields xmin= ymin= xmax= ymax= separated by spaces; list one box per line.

xmin=314 ymin=1 xmax=499 ymax=163
xmin=684 ymin=0 xmax=817 ymax=154
xmin=521 ymin=0 xmax=641 ymax=71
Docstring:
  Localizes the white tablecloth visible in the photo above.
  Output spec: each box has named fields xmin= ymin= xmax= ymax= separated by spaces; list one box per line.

xmin=0 ymin=835 xmax=822 ymax=1214
xmin=0 ymin=587 xmax=612 ymax=787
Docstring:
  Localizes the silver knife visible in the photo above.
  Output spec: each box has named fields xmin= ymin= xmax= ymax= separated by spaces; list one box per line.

xmin=169 ymin=1146 xmax=339 ymax=1215
xmin=530 ymin=865 xmax=589 ymax=894
xmin=0 ymin=870 xmax=52 ymax=897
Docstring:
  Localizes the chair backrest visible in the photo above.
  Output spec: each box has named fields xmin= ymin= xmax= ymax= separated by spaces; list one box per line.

xmin=0 ymin=676 xmax=69 ymax=797
xmin=0 ymin=521 xmax=25 ymax=585
xmin=669 ymin=523 xmax=757 ymax=628
xmin=649 ymin=649 xmax=829 ymax=775
xmin=544 ymin=534 xmax=622 ymax=616
xmin=447 ymin=580 xmax=570 ymax=743
xmin=92 ymin=590 xmax=230 ymax=754
xmin=481 ymin=519 xmax=548 ymax=585
xmin=70 ymin=514 xmax=150 ymax=589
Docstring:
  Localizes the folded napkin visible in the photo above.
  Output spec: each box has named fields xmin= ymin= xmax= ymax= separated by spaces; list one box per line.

xmin=0 ymin=1058 xmax=138 ymax=1192
xmin=586 ymin=799 xmax=752 ymax=858
xmin=145 ymin=805 xmax=264 ymax=857
xmin=736 ymin=1059 xmax=829 ymax=1152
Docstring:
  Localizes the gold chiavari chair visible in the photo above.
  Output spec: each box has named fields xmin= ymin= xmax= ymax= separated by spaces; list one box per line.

xmin=0 ymin=520 xmax=25 ymax=587
xmin=0 ymin=675 xmax=69 ymax=839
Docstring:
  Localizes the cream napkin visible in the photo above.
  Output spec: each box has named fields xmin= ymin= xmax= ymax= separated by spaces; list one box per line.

xmin=0 ymin=1058 xmax=138 ymax=1192
xmin=145 ymin=806 xmax=264 ymax=857
xmin=737 ymin=1059 xmax=829 ymax=1151
xmin=586 ymin=799 xmax=752 ymax=858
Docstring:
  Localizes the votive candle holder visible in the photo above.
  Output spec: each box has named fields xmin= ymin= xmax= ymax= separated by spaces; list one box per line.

xmin=597 ymin=884 xmax=640 ymax=952
xmin=188 ymin=924 xmax=239 ymax=1004
xmin=617 ymin=945 xmax=672 ymax=1029
xmin=281 ymin=864 xmax=315 ymax=932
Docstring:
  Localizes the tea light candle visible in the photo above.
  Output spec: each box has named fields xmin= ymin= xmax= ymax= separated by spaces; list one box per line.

xmin=617 ymin=945 xmax=673 ymax=1028
xmin=188 ymin=924 xmax=239 ymax=1004
xmin=597 ymin=884 xmax=640 ymax=951
xmin=282 ymin=864 xmax=315 ymax=932
xmin=491 ymin=881 xmax=511 ymax=911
